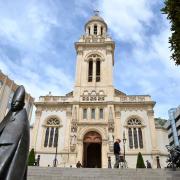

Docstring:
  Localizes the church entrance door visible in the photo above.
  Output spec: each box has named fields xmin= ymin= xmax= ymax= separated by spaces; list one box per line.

xmin=83 ymin=131 xmax=102 ymax=168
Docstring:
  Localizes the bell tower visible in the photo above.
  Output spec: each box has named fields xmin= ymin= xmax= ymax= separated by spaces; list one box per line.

xmin=73 ymin=13 xmax=115 ymax=101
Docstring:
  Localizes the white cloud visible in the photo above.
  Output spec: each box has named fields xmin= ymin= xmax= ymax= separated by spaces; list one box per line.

xmin=99 ymin=0 xmax=180 ymax=119
xmin=100 ymin=0 xmax=154 ymax=45
xmin=0 ymin=0 xmax=179 ymax=120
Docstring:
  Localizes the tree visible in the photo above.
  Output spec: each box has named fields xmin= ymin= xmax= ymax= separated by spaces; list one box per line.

xmin=136 ymin=152 xmax=146 ymax=168
xmin=28 ymin=148 xmax=35 ymax=166
xmin=161 ymin=0 xmax=180 ymax=65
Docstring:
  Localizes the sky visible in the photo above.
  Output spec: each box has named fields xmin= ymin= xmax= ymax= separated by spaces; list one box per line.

xmin=0 ymin=0 xmax=179 ymax=119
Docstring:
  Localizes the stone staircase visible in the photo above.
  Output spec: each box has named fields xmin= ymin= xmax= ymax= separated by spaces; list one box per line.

xmin=28 ymin=167 xmax=180 ymax=180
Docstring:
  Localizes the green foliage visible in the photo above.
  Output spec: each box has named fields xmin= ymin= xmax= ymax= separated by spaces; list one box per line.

xmin=154 ymin=118 xmax=167 ymax=126
xmin=28 ymin=148 xmax=35 ymax=166
xmin=161 ymin=0 xmax=180 ymax=65
xmin=136 ymin=152 xmax=146 ymax=168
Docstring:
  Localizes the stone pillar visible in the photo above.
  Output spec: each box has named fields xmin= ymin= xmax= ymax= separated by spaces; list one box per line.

xmin=114 ymin=107 xmax=121 ymax=139
xmin=33 ymin=109 xmax=42 ymax=151
xmin=102 ymin=140 xmax=108 ymax=168
xmin=93 ymin=61 xmax=96 ymax=83
xmin=87 ymin=107 xmax=90 ymax=120
xmin=147 ymin=110 xmax=157 ymax=150
xmin=96 ymin=107 xmax=99 ymax=121
xmin=76 ymin=141 xmax=83 ymax=164
xmin=147 ymin=110 xmax=159 ymax=168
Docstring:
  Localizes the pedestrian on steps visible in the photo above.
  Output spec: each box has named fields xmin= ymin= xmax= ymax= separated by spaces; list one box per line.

xmin=113 ymin=139 xmax=121 ymax=168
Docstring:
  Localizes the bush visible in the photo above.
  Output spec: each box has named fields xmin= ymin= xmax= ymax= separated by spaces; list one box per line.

xmin=28 ymin=148 xmax=35 ymax=166
xmin=136 ymin=152 xmax=146 ymax=168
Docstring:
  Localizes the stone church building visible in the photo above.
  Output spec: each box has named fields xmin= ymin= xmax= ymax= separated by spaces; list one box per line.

xmin=30 ymin=14 xmax=168 ymax=168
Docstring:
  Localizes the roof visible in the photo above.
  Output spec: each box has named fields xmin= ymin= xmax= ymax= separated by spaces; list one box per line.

xmin=85 ymin=15 xmax=107 ymax=29
xmin=114 ymin=89 xmax=126 ymax=96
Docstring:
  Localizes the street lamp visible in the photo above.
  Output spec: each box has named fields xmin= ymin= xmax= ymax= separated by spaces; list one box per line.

xmin=53 ymin=127 xmax=59 ymax=167
xmin=123 ymin=131 xmax=127 ymax=163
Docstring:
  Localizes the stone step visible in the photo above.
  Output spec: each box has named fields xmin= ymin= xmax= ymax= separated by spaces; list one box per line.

xmin=28 ymin=167 xmax=180 ymax=180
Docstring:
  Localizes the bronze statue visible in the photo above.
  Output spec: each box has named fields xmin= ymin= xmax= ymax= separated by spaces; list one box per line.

xmin=0 ymin=85 xmax=30 ymax=180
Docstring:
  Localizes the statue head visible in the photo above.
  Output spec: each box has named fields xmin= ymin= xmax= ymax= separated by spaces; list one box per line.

xmin=11 ymin=85 xmax=25 ymax=112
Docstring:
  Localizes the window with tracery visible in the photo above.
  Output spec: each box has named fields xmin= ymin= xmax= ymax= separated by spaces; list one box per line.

xmin=44 ymin=118 xmax=60 ymax=148
xmin=127 ymin=118 xmax=143 ymax=149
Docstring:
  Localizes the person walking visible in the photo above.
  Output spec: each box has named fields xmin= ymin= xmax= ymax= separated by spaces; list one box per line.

xmin=113 ymin=139 xmax=121 ymax=168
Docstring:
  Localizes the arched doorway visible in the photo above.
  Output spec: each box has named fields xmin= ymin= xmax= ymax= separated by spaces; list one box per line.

xmin=83 ymin=131 xmax=102 ymax=168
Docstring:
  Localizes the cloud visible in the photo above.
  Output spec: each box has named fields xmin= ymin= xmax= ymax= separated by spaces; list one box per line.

xmin=0 ymin=0 xmax=179 ymax=120
xmin=99 ymin=0 xmax=180 ymax=118
xmin=0 ymin=0 xmax=75 ymax=99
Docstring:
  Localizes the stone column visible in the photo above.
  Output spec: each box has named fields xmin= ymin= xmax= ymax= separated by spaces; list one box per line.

xmin=96 ymin=107 xmax=99 ymax=121
xmin=114 ymin=107 xmax=121 ymax=139
xmin=147 ymin=110 xmax=159 ymax=168
xmin=33 ymin=109 xmax=42 ymax=151
xmin=93 ymin=61 xmax=96 ymax=83
xmin=102 ymin=140 xmax=108 ymax=168
xmin=76 ymin=141 xmax=83 ymax=164
xmin=147 ymin=110 xmax=157 ymax=150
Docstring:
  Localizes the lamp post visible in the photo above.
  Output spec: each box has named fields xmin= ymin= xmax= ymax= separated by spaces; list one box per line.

xmin=123 ymin=131 xmax=127 ymax=163
xmin=53 ymin=127 xmax=59 ymax=167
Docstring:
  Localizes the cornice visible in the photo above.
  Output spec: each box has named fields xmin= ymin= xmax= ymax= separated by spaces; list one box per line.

xmin=77 ymin=121 xmax=108 ymax=126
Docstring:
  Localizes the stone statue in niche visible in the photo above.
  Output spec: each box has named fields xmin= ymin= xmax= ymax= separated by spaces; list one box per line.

xmin=108 ymin=128 xmax=114 ymax=144
xmin=108 ymin=128 xmax=114 ymax=152
xmin=70 ymin=128 xmax=76 ymax=145
xmin=0 ymin=86 xmax=29 ymax=180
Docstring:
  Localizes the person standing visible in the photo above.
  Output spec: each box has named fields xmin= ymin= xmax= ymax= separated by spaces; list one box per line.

xmin=113 ymin=139 xmax=121 ymax=168
xmin=76 ymin=161 xmax=82 ymax=168
xmin=146 ymin=160 xmax=152 ymax=168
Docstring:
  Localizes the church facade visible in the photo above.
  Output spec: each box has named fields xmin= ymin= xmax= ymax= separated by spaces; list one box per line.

xmin=30 ymin=14 xmax=168 ymax=168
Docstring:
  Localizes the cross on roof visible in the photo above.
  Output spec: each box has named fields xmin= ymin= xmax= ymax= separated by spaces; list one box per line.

xmin=94 ymin=10 xmax=100 ymax=16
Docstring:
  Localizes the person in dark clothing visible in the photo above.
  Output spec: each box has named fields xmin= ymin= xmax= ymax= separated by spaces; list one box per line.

xmin=76 ymin=161 xmax=82 ymax=168
xmin=146 ymin=160 xmax=152 ymax=168
xmin=113 ymin=139 xmax=121 ymax=168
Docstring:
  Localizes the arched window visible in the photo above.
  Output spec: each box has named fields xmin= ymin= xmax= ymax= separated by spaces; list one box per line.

xmin=87 ymin=54 xmax=103 ymax=83
xmin=96 ymin=60 xmax=100 ymax=82
xmin=94 ymin=25 xmax=97 ymax=35
xmin=127 ymin=118 xmax=143 ymax=149
xmin=88 ymin=26 xmax=90 ymax=35
xmin=88 ymin=60 xmax=93 ymax=82
xmin=44 ymin=117 xmax=60 ymax=148
xmin=128 ymin=128 xmax=133 ymax=149
xmin=101 ymin=27 xmax=103 ymax=35
xmin=49 ymin=127 xmax=54 ymax=147
xmin=54 ymin=128 xmax=58 ymax=147
xmin=44 ymin=127 xmax=49 ymax=147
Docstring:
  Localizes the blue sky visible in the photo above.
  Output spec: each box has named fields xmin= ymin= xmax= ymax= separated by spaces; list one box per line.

xmin=0 ymin=0 xmax=179 ymax=119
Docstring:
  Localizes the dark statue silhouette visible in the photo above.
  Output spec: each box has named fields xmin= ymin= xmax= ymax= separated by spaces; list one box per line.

xmin=0 ymin=85 xmax=30 ymax=180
